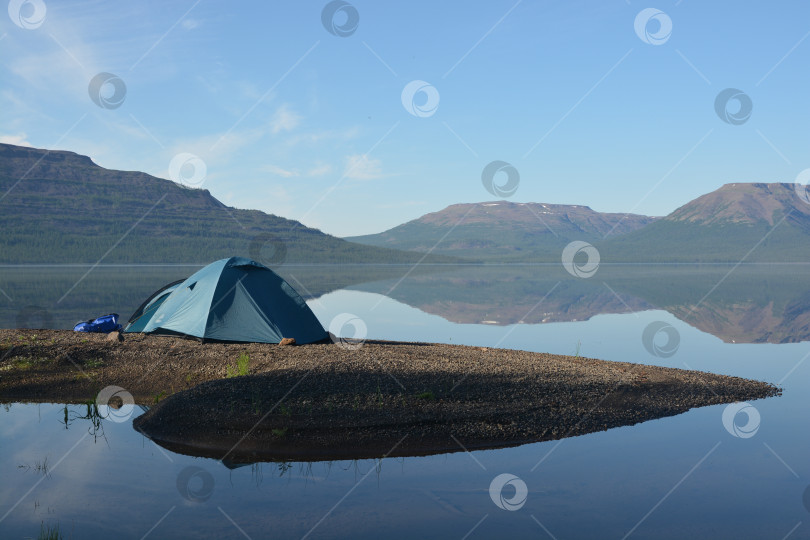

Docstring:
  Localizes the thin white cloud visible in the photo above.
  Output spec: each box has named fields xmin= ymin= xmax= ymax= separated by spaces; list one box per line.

xmin=344 ymin=154 xmax=385 ymax=180
xmin=306 ymin=164 xmax=332 ymax=177
xmin=270 ymin=104 xmax=301 ymax=134
xmin=1 ymin=89 xmax=55 ymax=124
xmin=171 ymin=126 xmax=263 ymax=162
xmin=6 ymin=47 xmax=93 ymax=104
xmin=0 ymin=133 xmax=32 ymax=146
xmin=264 ymin=164 xmax=299 ymax=178
xmin=181 ymin=19 xmax=201 ymax=30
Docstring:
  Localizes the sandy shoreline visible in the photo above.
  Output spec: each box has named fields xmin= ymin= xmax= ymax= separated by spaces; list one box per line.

xmin=0 ymin=329 xmax=780 ymax=461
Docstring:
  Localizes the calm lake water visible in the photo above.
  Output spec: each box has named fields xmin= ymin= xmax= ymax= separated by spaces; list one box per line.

xmin=1 ymin=264 xmax=809 ymax=539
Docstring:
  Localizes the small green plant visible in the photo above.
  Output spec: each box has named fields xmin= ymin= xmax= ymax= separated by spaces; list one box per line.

xmin=271 ymin=427 xmax=288 ymax=437
xmin=11 ymin=356 xmax=45 ymax=369
xmin=278 ymin=404 xmax=291 ymax=417
xmin=74 ymin=371 xmax=96 ymax=382
xmin=153 ymin=391 xmax=166 ymax=404
xmin=572 ymin=340 xmax=582 ymax=357
xmin=84 ymin=357 xmax=104 ymax=369
xmin=416 ymin=391 xmax=435 ymax=401
xmin=237 ymin=352 xmax=250 ymax=375
xmin=38 ymin=521 xmax=63 ymax=540
xmin=226 ymin=352 xmax=250 ymax=378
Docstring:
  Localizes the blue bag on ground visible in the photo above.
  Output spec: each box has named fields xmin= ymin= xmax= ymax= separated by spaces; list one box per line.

xmin=73 ymin=313 xmax=122 ymax=333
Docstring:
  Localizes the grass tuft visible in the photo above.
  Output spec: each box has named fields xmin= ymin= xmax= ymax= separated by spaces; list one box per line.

xmin=226 ymin=352 xmax=250 ymax=378
xmin=38 ymin=521 xmax=63 ymax=540
xmin=83 ymin=357 xmax=104 ymax=368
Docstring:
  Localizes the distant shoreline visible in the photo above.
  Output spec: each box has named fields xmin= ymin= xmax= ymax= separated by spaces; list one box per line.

xmin=0 ymin=329 xmax=780 ymax=461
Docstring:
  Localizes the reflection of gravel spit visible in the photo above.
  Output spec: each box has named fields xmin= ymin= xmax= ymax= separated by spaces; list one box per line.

xmin=0 ymin=329 xmax=780 ymax=461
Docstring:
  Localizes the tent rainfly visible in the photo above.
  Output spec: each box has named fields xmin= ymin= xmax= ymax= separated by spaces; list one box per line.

xmin=124 ymin=257 xmax=327 ymax=344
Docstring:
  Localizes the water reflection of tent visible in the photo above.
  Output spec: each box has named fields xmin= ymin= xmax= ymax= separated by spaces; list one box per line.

xmin=124 ymin=257 xmax=327 ymax=344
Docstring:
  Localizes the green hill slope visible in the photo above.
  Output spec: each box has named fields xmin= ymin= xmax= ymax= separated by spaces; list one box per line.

xmin=601 ymin=183 xmax=810 ymax=262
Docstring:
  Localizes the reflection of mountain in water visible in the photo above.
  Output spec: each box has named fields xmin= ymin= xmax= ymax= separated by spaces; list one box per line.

xmin=669 ymin=300 xmax=810 ymax=344
xmin=4 ymin=264 xmax=810 ymax=344
xmin=616 ymin=266 xmax=810 ymax=344
xmin=349 ymin=265 xmax=810 ymax=344
xmin=350 ymin=266 xmax=653 ymax=325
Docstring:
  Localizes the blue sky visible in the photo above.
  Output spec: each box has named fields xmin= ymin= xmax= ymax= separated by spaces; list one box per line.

xmin=1 ymin=0 xmax=809 ymax=236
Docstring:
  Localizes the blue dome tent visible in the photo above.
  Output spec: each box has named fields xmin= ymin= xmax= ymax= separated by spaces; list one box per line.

xmin=124 ymin=257 xmax=327 ymax=344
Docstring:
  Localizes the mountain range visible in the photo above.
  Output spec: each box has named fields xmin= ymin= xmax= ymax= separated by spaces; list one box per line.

xmin=2 ymin=142 xmax=809 ymax=264
xmin=349 ymin=183 xmax=810 ymax=262
xmin=604 ymin=183 xmax=810 ymax=262
xmin=346 ymin=202 xmax=657 ymax=261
